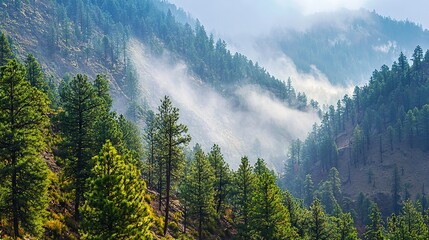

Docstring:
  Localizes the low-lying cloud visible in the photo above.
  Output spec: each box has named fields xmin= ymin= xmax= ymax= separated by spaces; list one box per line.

xmin=128 ymin=39 xmax=320 ymax=170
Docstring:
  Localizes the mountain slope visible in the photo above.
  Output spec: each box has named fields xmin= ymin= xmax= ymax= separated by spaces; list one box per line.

xmin=283 ymin=46 xmax=429 ymax=219
xmin=0 ymin=0 xmax=321 ymax=168
xmin=260 ymin=9 xmax=429 ymax=85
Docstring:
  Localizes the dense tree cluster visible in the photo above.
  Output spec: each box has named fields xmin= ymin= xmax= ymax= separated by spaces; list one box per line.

xmin=0 ymin=32 xmax=152 ymax=239
xmin=283 ymin=46 xmax=429 ymax=234
xmin=3 ymin=0 xmax=429 ymax=238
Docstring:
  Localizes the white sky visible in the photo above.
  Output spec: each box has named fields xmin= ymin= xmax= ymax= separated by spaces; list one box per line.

xmin=169 ymin=0 xmax=429 ymax=38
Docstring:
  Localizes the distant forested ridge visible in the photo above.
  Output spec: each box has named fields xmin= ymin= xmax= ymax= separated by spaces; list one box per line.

xmin=270 ymin=9 xmax=429 ymax=85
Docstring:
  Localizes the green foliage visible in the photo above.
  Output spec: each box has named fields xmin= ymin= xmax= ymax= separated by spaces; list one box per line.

xmin=332 ymin=212 xmax=359 ymax=240
xmin=283 ymin=46 xmax=429 ymax=216
xmin=386 ymin=200 xmax=428 ymax=239
xmin=303 ymin=174 xmax=314 ymax=207
xmin=181 ymin=146 xmax=215 ymax=240
xmin=118 ymin=114 xmax=144 ymax=162
xmin=155 ymin=95 xmax=191 ymax=235
xmin=232 ymin=156 xmax=255 ymax=239
xmin=306 ymin=199 xmax=331 ymax=240
xmin=59 ymin=73 xmax=103 ymax=221
xmin=25 ymin=54 xmax=47 ymax=92
xmin=82 ymin=141 xmax=152 ymax=239
xmin=0 ymin=32 xmax=14 ymax=66
xmin=0 ymin=59 xmax=50 ymax=238
xmin=143 ymin=110 xmax=157 ymax=187
xmin=364 ymin=203 xmax=385 ymax=240
xmin=208 ymin=144 xmax=230 ymax=216
xmin=250 ymin=159 xmax=297 ymax=239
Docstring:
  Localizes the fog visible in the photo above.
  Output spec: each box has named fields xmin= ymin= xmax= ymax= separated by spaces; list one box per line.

xmin=236 ymin=41 xmax=355 ymax=106
xmin=169 ymin=0 xmax=429 ymax=39
xmin=128 ymin=39 xmax=319 ymax=170
xmin=168 ymin=0 xmax=428 ymax=98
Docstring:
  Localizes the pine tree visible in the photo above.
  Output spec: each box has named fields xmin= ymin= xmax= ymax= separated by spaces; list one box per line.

xmin=59 ymin=74 xmax=102 ymax=221
xmin=0 ymin=59 xmax=50 ymax=238
xmin=155 ymin=96 xmax=191 ymax=235
xmin=304 ymin=174 xmax=314 ymax=207
xmin=92 ymin=75 xmax=123 ymax=152
xmin=24 ymin=54 xmax=58 ymax=106
xmin=143 ymin=110 xmax=157 ymax=187
xmin=307 ymin=198 xmax=331 ymax=240
xmin=333 ymin=212 xmax=359 ymax=240
xmin=82 ymin=141 xmax=152 ymax=239
xmin=250 ymin=159 xmax=297 ymax=239
xmin=232 ymin=156 xmax=255 ymax=239
xmin=364 ymin=203 xmax=385 ymax=240
xmin=386 ymin=200 xmax=428 ymax=239
xmin=0 ymin=32 xmax=14 ymax=66
xmin=208 ymin=144 xmax=230 ymax=215
xmin=283 ymin=190 xmax=304 ymax=234
xmin=181 ymin=146 xmax=215 ymax=240
xmin=118 ymin=114 xmax=144 ymax=162
xmin=328 ymin=167 xmax=342 ymax=203
xmin=24 ymin=54 xmax=47 ymax=91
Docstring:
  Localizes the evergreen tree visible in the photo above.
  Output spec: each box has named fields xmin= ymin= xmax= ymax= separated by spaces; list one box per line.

xmin=208 ymin=144 xmax=230 ymax=215
xmin=181 ymin=146 xmax=215 ymax=240
xmin=0 ymin=59 xmax=50 ymax=238
xmin=82 ymin=141 xmax=152 ymax=239
xmin=59 ymin=74 xmax=102 ymax=221
xmin=143 ymin=110 xmax=157 ymax=187
xmin=24 ymin=54 xmax=47 ymax=91
xmin=333 ymin=212 xmax=359 ymax=240
xmin=93 ymin=75 xmax=112 ymax=108
xmin=155 ymin=96 xmax=191 ymax=235
xmin=283 ymin=190 xmax=307 ymax=236
xmin=304 ymin=174 xmax=314 ymax=206
xmin=307 ymin=198 xmax=331 ymax=240
xmin=92 ymin=75 xmax=123 ymax=153
xmin=386 ymin=200 xmax=428 ymax=239
xmin=232 ymin=156 xmax=255 ymax=239
xmin=0 ymin=32 xmax=14 ymax=66
xmin=328 ymin=167 xmax=342 ymax=203
xmin=118 ymin=114 xmax=144 ymax=162
xmin=250 ymin=159 xmax=297 ymax=239
xmin=364 ymin=203 xmax=385 ymax=240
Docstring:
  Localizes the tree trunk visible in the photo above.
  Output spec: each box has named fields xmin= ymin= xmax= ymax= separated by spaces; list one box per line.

xmin=158 ymin=156 xmax=162 ymax=211
xmin=199 ymin=206 xmax=202 ymax=240
xmin=163 ymin=126 xmax=173 ymax=236
xmin=12 ymin=152 xmax=19 ymax=239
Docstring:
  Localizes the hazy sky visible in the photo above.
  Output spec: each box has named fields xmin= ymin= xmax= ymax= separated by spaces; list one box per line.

xmin=169 ymin=0 xmax=429 ymax=38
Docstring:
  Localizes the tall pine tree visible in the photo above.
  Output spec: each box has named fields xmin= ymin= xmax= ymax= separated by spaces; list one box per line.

xmin=59 ymin=74 xmax=102 ymax=221
xmin=208 ymin=144 xmax=230 ymax=215
xmin=250 ymin=159 xmax=296 ymax=239
xmin=0 ymin=59 xmax=50 ymax=238
xmin=181 ymin=146 xmax=215 ymax=240
xmin=232 ymin=156 xmax=255 ymax=239
xmin=155 ymin=96 xmax=191 ymax=235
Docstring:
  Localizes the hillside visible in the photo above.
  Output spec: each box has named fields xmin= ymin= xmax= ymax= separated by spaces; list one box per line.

xmin=261 ymin=9 xmax=429 ymax=85
xmin=283 ymin=46 xmax=429 ymax=222
xmin=0 ymin=0 xmax=321 ymax=169
xmin=3 ymin=0 xmax=429 ymax=239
